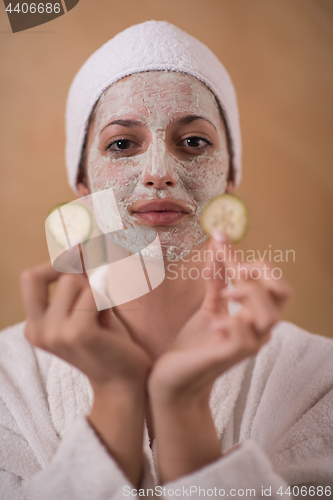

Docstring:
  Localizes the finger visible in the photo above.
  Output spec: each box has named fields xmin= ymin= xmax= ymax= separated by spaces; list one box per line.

xmin=202 ymin=238 xmax=228 ymax=314
xmin=47 ymin=274 xmax=87 ymax=319
xmin=211 ymin=230 xmax=244 ymax=263
xmin=208 ymin=236 xmax=227 ymax=281
xmin=210 ymin=232 xmax=291 ymax=307
xmin=69 ymin=285 xmax=99 ymax=331
xmin=20 ymin=262 xmax=60 ymax=321
xmin=211 ymin=230 xmax=244 ymax=284
xmin=210 ymin=315 xmax=261 ymax=363
xmin=227 ymin=315 xmax=270 ymax=356
xmin=222 ymin=283 xmax=280 ymax=334
xmin=202 ymin=280 xmax=228 ymax=314
xmin=236 ymin=262 xmax=292 ymax=308
xmin=214 ymin=250 xmax=292 ymax=309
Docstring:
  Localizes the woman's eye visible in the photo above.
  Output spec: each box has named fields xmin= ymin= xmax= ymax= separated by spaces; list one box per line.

xmin=179 ymin=136 xmax=213 ymax=150
xmin=106 ymin=139 xmax=139 ymax=152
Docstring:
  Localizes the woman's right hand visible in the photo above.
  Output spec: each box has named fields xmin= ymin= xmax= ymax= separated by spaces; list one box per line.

xmin=20 ymin=262 xmax=151 ymax=388
xmin=20 ymin=262 xmax=151 ymax=486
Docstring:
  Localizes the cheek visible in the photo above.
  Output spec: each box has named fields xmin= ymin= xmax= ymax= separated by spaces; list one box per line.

xmin=180 ymin=152 xmax=229 ymax=205
xmin=86 ymin=145 xmax=142 ymax=196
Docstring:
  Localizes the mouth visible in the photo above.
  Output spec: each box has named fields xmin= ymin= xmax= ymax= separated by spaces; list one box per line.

xmin=130 ymin=199 xmax=191 ymax=226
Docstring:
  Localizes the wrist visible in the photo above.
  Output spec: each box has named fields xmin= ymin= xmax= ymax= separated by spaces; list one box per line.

xmin=90 ymin=379 xmax=147 ymax=426
xmin=148 ymin=371 xmax=212 ymax=409
xmin=88 ymin=379 xmax=147 ymax=487
xmin=151 ymin=391 xmax=212 ymax=425
xmin=150 ymin=393 xmax=222 ymax=484
xmin=91 ymin=377 xmax=146 ymax=400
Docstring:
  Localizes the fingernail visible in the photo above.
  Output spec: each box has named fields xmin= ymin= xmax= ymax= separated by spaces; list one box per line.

xmin=212 ymin=229 xmax=228 ymax=244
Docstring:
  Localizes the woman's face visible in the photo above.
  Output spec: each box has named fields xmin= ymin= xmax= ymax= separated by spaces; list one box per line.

xmin=82 ymin=72 xmax=230 ymax=261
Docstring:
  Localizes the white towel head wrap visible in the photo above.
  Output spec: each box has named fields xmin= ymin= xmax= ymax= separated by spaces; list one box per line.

xmin=65 ymin=20 xmax=242 ymax=192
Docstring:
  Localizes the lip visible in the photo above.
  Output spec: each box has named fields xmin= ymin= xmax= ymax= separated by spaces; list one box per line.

xmin=130 ymin=199 xmax=191 ymax=226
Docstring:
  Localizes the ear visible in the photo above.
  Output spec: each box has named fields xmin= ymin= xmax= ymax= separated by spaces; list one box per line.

xmin=77 ymin=182 xmax=90 ymax=198
xmin=225 ymin=180 xmax=235 ymax=194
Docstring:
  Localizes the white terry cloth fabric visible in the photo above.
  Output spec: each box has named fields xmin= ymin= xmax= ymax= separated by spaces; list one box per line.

xmin=0 ymin=321 xmax=333 ymax=499
xmin=65 ymin=21 xmax=242 ymax=192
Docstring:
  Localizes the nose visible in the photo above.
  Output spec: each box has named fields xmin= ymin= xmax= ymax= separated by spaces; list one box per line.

xmin=143 ymin=171 xmax=177 ymax=189
xmin=141 ymin=135 xmax=178 ymax=189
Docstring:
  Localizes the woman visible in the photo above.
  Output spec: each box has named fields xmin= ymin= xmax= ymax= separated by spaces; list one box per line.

xmin=1 ymin=21 xmax=332 ymax=499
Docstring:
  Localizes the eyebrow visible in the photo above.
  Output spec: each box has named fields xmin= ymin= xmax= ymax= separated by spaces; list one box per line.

xmin=175 ymin=115 xmax=217 ymax=130
xmin=100 ymin=115 xmax=216 ymax=135
xmin=100 ymin=119 xmax=144 ymax=135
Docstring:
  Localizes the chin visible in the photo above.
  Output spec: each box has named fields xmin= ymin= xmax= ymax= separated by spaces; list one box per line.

xmin=153 ymin=223 xmax=208 ymax=262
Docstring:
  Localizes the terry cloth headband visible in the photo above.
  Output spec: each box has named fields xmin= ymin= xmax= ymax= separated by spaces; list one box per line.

xmin=65 ymin=20 xmax=242 ymax=192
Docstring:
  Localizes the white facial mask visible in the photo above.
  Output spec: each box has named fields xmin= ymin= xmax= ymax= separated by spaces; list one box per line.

xmin=86 ymin=72 xmax=229 ymax=261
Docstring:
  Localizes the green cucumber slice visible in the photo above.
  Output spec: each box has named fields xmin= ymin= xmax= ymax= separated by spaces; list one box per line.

xmin=200 ymin=194 xmax=248 ymax=243
xmin=46 ymin=202 xmax=92 ymax=248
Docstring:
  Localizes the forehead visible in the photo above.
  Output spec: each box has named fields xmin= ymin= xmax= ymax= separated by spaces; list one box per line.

xmin=94 ymin=72 xmax=221 ymax=125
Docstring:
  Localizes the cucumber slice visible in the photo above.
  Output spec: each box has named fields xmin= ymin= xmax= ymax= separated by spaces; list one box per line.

xmin=200 ymin=194 xmax=248 ymax=243
xmin=46 ymin=202 xmax=68 ymax=217
xmin=46 ymin=201 xmax=92 ymax=248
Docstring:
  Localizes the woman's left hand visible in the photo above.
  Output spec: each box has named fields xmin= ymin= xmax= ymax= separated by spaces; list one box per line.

xmin=148 ymin=230 xmax=292 ymax=483
xmin=150 ymin=231 xmax=292 ymax=403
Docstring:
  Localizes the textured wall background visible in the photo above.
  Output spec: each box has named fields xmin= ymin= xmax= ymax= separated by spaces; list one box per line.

xmin=0 ymin=0 xmax=332 ymax=337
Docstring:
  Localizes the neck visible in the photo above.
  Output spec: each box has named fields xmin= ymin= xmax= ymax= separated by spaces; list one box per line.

xmin=108 ymin=238 xmax=211 ymax=360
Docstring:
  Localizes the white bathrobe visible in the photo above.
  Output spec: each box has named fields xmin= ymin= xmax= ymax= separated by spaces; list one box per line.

xmin=0 ymin=320 xmax=332 ymax=500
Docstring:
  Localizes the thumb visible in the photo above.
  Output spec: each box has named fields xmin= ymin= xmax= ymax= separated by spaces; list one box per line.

xmin=201 ymin=236 xmax=228 ymax=314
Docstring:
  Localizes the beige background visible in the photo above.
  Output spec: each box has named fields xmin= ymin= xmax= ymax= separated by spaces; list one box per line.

xmin=0 ymin=0 xmax=332 ymax=337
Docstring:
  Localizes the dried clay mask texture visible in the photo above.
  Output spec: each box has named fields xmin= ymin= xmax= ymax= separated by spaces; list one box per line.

xmin=86 ymin=72 xmax=229 ymax=261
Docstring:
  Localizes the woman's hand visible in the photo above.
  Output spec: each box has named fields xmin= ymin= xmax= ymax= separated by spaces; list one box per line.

xmin=150 ymin=230 xmax=292 ymax=402
xmin=148 ymin=231 xmax=292 ymax=483
xmin=20 ymin=262 xmax=151 ymax=486
xmin=21 ymin=261 xmax=151 ymax=387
